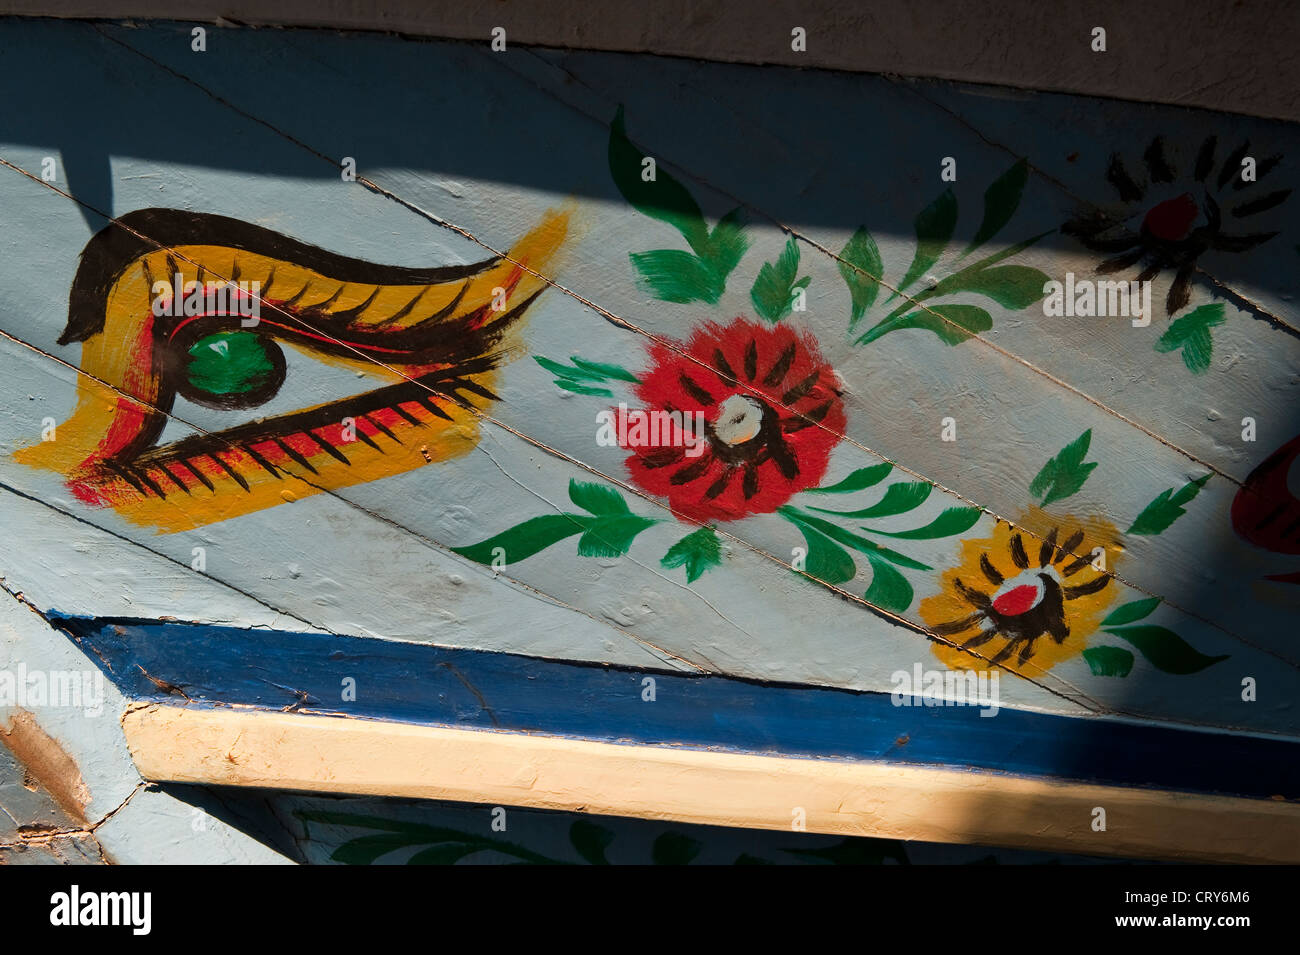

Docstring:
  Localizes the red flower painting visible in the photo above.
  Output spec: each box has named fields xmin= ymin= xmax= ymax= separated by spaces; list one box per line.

xmin=620 ymin=318 xmax=845 ymax=523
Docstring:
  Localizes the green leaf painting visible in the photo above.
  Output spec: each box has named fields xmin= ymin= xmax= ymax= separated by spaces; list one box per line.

xmin=785 ymin=514 xmax=857 ymax=586
xmin=847 ymin=162 xmax=1047 ymax=346
xmin=751 ymin=237 xmax=811 ymax=322
xmin=1101 ymin=597 xmax=1161 ymax=627
xmin=781 ymin=508 xmax=931 ymax=570
xmin=299 ymin=809 xmax=921 ymax=866
xmin=1101 ymin=625 xmax=1229 ymax=675
xmin=627 ymin=249 xmax=724 ymax=304
xmin=706 ymin=207 xmax=751 ymax=279
xmin=1155 ymin=303 xmax=1226 ymax=374
xmin=963 ymin=159 xmax=1030 ymax=256
xmin=805 ymin=462 xmax=893 ymax=494
xmin=569 ymin=479 xmax=632 ymax=516
xmin=862 ymin=553 xmax=913 ymax=613
xmin=778 ymin=504 xmax=938 ymax=612
xmin=609 ymin=106 xmax=750 ymax=304
xmin=857 ymin=303 xmax=993 ymax=346
xmin=895 ymin=188 xmax=958 ymax=296
xmin=1096 ymin=594 xmax=1226 ymax=676
xmin=661 ymin=526 xmax=724 ymax=582
xmin=296 ymin=812 xmax=559 ymax=865
xmin=1030 ymin=429 xmax=1098 ymax=506
xmin=535 ymin=354 xmax=639 ymax=398
xmin=1086 ymin=597 xmax=1227 ymax=680
xmin=577 ymin=514 xmax=658 ymax=558
xmin=1081 ymin=645 xmax=1135 ymax=677
xmin=809 ymin=481 xmax=932 ymax=519
xmin=778 ymin=467 xmax=984 ymax=611
xmin=450 ymin=513 xmax=590 ymax=566
xmin=867 ymin=506 xmax=983 ymax=540
xmin=930 ymin=264 xmax=1048 ymax=309
xmin=838 ymin=227 xmax=884 ymax=329
xmin=608 ymin=106 xmax=709 ymax=251
xmin=1127 ymin=474 xmax=1211 ymax=535
xmin=452 ymin=480 xmax=657 ymax=567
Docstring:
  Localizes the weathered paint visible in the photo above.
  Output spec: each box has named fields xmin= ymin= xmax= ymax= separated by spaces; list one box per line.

xmin=0 ymin=17 xmax=1298 ymax=862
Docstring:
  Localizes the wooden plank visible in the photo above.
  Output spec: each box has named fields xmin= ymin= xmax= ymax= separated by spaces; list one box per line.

xmin=122 ymin=704 xmax=1300 ymax=864
xmin=60 ymin=614 xmax=1300 ymax=801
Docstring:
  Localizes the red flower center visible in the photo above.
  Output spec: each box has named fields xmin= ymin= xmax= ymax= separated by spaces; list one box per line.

xmin=992 ymin=583 xmax=1041 ymax=617
xmin=1142 ymin=193 xmax=1198 ymax=242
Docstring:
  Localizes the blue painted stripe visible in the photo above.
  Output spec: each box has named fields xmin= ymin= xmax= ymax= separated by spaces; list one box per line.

xmin=51 ymin=613 xmax=1299 ymax=802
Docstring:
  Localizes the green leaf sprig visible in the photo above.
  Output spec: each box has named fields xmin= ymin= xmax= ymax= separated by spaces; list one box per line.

xmin=609 ymin=106 xmax=750 ymax=304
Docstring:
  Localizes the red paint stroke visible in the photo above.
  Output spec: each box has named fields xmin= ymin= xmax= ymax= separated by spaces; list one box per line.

xmin=1143 ymin=193 xmax=1198 ymax=242
xmin=1232 ymin=433 xmax=1300 ymax=555
xmin=993 ymin=584 xmax=1040 ymax=616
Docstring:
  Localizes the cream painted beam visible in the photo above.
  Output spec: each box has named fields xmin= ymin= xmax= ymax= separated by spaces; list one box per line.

xmin=122 ymin=704 xmax=1300 ymax=864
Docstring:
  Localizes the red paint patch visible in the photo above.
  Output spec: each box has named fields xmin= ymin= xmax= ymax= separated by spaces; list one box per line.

xmin=1232 ymin=433 xmax=1300 ymax=555
xmin=250 ymin=438 xmax=292 ymax=468
xmin=278 ymin=432 xmax=321 ymax=459
xmin=93 ymin=399 xmax=154 ymax=465
xmin=67 ymin=478 xmax=111 ymax=506
xmin=1143 ymin=193 xmax=1198 ymax=242
xmin=992 ymin=584 xmax=1040 ymax=617
xmin=367 ymin=405 xmax=413 ymax=433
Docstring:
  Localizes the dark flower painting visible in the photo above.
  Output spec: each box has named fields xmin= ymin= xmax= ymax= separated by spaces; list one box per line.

xmin=1063 ymin=135 xmax=1290 ymax=315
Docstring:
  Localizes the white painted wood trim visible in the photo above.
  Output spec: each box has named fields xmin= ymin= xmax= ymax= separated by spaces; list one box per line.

xmin=122 ymin=704 xmax=1300 ymax=863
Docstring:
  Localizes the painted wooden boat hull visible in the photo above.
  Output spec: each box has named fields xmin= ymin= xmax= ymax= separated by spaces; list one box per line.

xmin=1 ymin=16 xmax=1298 ymax=863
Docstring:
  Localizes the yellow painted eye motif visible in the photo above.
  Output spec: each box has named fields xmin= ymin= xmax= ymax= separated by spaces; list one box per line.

xmin=14 ymin=207 xmax=569 ymax=533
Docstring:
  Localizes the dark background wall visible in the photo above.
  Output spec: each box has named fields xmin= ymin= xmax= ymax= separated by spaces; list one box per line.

xmin=3 ymin=0 xmax=1297 ymax=121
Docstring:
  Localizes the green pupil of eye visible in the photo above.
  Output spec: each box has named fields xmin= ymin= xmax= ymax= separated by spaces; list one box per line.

xmin=185 ymin=331 xmax=276 ymax=395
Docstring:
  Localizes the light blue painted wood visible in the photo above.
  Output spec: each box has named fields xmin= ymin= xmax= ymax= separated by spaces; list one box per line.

xmin=0 ymin=19 xmax=1295 ymax=868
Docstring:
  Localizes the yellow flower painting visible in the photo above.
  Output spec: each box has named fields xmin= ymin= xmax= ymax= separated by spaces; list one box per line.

xmin=920 ymin=511 xmax=1122 ymax=677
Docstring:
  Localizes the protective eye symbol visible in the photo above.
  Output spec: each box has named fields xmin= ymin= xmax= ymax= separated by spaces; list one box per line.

xmin=14 ymin=206 xmax=569 ymax=533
